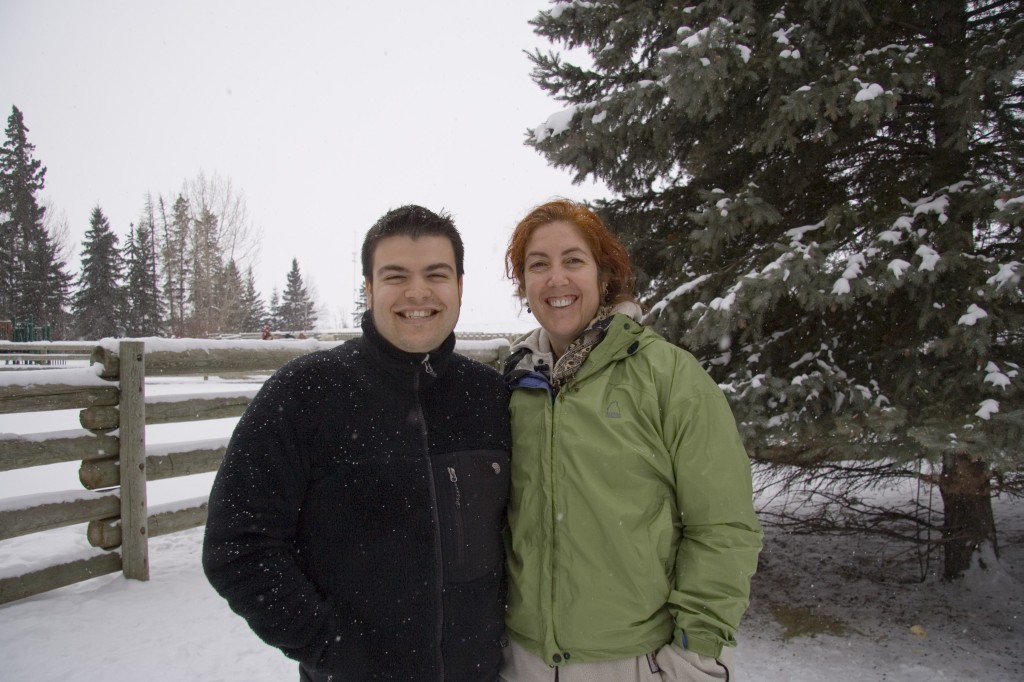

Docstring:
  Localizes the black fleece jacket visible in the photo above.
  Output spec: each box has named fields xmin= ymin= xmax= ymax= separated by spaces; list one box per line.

xmin=202 ymin=314 xmax=512 ymax=681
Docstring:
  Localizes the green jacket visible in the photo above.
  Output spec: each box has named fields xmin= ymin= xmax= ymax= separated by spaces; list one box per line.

xmin=504 ymin=315 xmax=762 ymax=664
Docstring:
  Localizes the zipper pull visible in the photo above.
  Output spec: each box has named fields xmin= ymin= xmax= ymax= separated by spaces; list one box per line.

xmin=447 ymin=466 xmax=461 ymax=507
xmin=422 ymin=353 xmax=437 ymax=377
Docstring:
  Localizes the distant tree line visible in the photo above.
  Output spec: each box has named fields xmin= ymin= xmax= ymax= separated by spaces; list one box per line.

xmin=0 ymin=105 xmax=318 ymax=340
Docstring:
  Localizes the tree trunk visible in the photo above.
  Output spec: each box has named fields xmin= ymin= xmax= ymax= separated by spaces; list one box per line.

xmin=939 ymin=452 xmax=998 ymax=580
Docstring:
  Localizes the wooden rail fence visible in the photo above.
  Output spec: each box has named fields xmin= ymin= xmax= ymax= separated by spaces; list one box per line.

xmin=1 ymin=341 xmax=97 ymax=368
xmin=0 ymin=336 xmax=510 ymax=604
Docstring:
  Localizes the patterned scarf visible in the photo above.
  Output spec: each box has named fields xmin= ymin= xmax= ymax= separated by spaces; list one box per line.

xmin=551 ymin=315 xmax=614 ymax=390
xmin=508 ymin=301 xmax=646 ymax=393
xmin=549 ymin=300 xmax=644 ymax=389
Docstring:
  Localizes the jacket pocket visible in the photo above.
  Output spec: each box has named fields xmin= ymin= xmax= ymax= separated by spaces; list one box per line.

xmin=654 ymin=643 xmax=731 ymax=681
xmin=433 ymin=449 xmax=511 ymax=582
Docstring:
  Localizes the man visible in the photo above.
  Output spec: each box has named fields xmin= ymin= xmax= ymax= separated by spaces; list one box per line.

xmin=203 ymin=205 xmax=512 ymax=681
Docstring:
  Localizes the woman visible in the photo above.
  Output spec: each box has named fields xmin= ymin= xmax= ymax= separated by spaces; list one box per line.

xmin=500 ymin=200 xmax=763 ymax=682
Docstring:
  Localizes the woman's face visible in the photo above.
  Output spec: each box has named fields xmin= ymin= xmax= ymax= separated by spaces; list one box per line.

xmin=523 ymin=220 xmax=603 ymax=357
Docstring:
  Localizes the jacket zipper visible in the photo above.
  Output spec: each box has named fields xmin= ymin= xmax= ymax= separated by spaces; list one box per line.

xmin=422 ymin=353 xmax=437 ymax=377
xmin=548 ymin=389 xmax=562 ymax=656
xmin=415 ymin=370 xmax=446 ymax=680
xmin=447 ymin=466 xmax=467 ymax=568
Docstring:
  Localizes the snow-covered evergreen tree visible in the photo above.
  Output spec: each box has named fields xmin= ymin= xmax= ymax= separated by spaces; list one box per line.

xmin=278 ymin=258 xmax=317 ymax=332
xmin=160 ymin=194 xmax=191 ymax=337
xmin=527 ymin=0 xmax=1023 ymax=578
xmin=267 ymin=287 xmax=282 ymax=332
xmin=72 ymin=207 xmax=126 ymax=339
xmin=352 ymin=281 xmax=368 ymax=326
xmin=123 ymin=220 xmax=164 ymax=336
xmin=186 ymin=206 xmax=221 ymax=336
xmin=0 ymin=105 xmax=71 ymax=333
xmin=217 ymin=259 xmax=246 ymax=334
xmin=240 ymin=266 xmax=268 ymax=333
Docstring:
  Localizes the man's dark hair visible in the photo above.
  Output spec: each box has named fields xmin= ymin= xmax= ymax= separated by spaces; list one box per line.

xmin=362 ymin=205 xmax=464 ymax=280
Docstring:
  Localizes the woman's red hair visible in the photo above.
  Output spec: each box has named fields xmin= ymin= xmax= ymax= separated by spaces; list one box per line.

xmin=505 ymin=199 xmax=636 ymax=306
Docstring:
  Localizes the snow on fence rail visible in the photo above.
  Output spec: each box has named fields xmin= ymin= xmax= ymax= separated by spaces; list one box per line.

xmin=0 ymin=335 xmax=511 ymax=604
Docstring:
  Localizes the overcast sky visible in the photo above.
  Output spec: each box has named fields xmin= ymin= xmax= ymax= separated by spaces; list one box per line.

xmin=0 ymin=0 xmax=602 ymax=332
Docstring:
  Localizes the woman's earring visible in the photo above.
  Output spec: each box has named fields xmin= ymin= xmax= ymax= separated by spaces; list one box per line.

xmin=527 ymin=305 xmax=532 ymax=314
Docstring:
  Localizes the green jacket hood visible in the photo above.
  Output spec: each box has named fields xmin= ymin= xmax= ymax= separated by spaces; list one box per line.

xmin=505 ymin=312 xmax=657 ymax=385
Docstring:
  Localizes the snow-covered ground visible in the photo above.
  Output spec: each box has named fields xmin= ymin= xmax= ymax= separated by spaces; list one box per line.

xmin=1 ymin=377 xmax=1021 ymax=681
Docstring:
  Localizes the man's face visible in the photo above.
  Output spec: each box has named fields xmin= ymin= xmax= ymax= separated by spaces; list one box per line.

xmin=367 ymin=234 xmax=463 ymax=354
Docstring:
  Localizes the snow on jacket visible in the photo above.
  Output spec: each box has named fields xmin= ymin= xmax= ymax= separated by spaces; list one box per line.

xmin=202 ymin=313 xmax=512 ymax=681
xmin=503 ymin=314 xmax=762 ymax=665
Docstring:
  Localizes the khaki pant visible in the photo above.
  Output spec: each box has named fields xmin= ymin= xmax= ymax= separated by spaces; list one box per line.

xmin=499 ymin=638 xmax=732 ymax=682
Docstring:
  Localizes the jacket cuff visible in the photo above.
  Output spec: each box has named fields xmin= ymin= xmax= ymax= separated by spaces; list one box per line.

xmin=676 ymin=629 xmax=723 ymax=658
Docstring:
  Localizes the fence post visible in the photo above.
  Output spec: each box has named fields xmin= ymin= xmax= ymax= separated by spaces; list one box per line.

xmin=119 ymin=340 xmax=149 ymax=580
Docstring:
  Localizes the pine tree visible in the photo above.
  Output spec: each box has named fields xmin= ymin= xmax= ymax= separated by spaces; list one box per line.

xmin=0 ymin=105 xmax=71 ymax=331
xmin=279 ymin=258 xmax=317 ymax=332
xmin=352 ymin=281 xmax=368 ymax=326
xmin=160 ymin=195 xmax=190 ymax=337
xmin=123 ymin=219 xmax=164 ymax=336
xmin=528 ymin=0 xmax=1023 ymax=578
xmin=241 ymin=266 xmax=268 ymax=332
xmin=217 ymin=259 xmax=247 ymax=334
xmin=123 ymin=224 xmax=142 ymax=333
xmin=72 ymin=207 xmax=126 ymax=339
xmin=37 ymin=232 xmax=73 ymax=339
xmin=267 ymin=287 xmax=282 ymax=331
xmin=186 ymin=206 xmax=222 ymax=336
xmin=140 ymin=203 xmax=165 ymax=334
